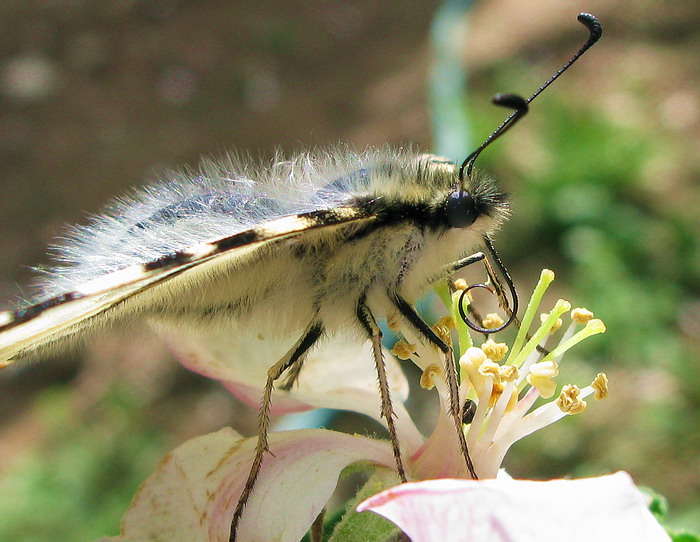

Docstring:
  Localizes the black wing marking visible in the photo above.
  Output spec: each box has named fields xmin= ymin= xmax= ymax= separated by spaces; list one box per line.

xmin=0 ymin=206 xmax=375 ymax=365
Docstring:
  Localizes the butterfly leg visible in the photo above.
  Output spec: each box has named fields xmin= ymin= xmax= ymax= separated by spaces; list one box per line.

xmin=390 ymin=294 xmax=478 ymax=479
xmin=230 ymin=321 xmax=324 ymax=541
xmin=440 ymin=251 xmax=485 ymax=275
xmin=357 ymin=296 xmax=408 ymax=483
xmin=278 ymin=351 xmax=305 ymax=390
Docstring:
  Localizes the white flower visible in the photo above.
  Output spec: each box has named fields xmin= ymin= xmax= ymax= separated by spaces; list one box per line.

xmin=358 ymin=473 xmax=670 ymax=542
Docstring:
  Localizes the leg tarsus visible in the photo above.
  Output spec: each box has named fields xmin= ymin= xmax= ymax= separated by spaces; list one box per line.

xmin=229 ymin=322 xmax=323 ymax=541
xmin=357 ymin=299 xmax=408 ymax=483
xmin=391 ymin=293 xmax=477 ymax=479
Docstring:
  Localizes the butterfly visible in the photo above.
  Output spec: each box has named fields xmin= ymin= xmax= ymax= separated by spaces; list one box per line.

xmin=0 ymin=13 xmax=601 ymax=540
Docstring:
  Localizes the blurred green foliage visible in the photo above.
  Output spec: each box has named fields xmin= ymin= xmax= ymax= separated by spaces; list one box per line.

xmin=0 ymin=387 xmax=168 ymax=541
xmin=467 ymin=61 xmax=699 ymax=530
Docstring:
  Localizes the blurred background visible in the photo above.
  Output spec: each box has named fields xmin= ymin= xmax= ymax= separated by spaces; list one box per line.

xmin=0 ymin=0 xmax=698 ymax=539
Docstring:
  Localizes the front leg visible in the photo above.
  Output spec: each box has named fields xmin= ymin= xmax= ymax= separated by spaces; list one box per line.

xmin=390 ymin=293 xmax=477 ymax=479
xmin=440 ymin=251 xmax=485 ymax=276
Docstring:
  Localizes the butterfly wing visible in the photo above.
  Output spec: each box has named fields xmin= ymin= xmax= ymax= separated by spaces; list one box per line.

xmin=0 ymin=207 xmax=375 ymax=366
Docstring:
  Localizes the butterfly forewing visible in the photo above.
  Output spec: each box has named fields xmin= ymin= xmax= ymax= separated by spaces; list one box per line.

xmin=0 ymin=207 xmax=375 ymax=365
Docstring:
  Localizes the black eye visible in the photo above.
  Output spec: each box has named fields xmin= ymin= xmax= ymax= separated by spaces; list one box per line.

xmin=445 ymin=190 xmax=477 ymax=228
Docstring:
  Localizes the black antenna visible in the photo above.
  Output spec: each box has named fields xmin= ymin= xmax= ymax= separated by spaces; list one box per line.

xmin=458 ymin=12 xmax=602 ymax=186
xmin=456 ymin=13 xmax=602 ymax=335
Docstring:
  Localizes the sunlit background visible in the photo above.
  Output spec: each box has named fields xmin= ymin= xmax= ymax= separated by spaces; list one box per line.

xmin=0 ymin=1 xmax=698 ymax=539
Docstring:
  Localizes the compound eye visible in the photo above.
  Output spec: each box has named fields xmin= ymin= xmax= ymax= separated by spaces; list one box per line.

xmin=446 ymin=190 xmax=477 ymax=228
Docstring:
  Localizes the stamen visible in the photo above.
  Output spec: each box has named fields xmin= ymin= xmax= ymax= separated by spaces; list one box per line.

xmin=432 ymin=316 xmax=454 ymax=346
xmin=511 ymin=299 xmax=571 ymax=367
xmin=420 ymin=364 xmax=443 ymax=390
xmin=541 ymin=313 xmax=563 ymax=334
xmin=541 ymin=319 xmax=606 ymax=362
xmin=508 ymin=269 xmax=555 ymax=362
xmin=571 ymin=307 xmax=594 ymax=324
xmin=592 ymin=372 xmax=609 ymax=400
xmin=391 ymin=340 xmax=416 ymax=361
xmin=459 ymin=347 xmax=487 ymax=394
xmin=459 ymin=346 xmax=487 ymax=372
xmin=466 ymin=375 xmax=494 ymax=451
xmin=499 ymin=365 xmax=519 ymax=382
xmin=489 ymin=381 xmax=505 ymax=406
xmin=435 ymin=267 xmax=608 ymax=479
xmin=454 ymin=278 xmax=468 ymax=290
xmin=481 ymin=338 xmax=508 ymax=362
xmin=527 ymin=360 xmax=560 ymax=398
xmin=479 ymin=359 xmax=502 ymax=382
xmin=527 ymin=375 xmax=557 ymax=398
xmin=556 ymin=384 xmax=587 ymax=414
xmin=482 ymin=313 xmax=505 ymax=330
xmin=529 ymin=360 xmax=560 ymax=378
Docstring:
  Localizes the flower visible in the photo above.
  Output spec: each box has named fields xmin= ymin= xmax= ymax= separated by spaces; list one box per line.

xmin=357 ymin=473 xmax=671 ymax=542
xmin=103 ymin=270 xmax=632 ymax=541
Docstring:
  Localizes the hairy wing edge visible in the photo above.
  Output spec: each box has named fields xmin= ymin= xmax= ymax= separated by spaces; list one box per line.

xmin=0 ymin=207 xmax=375 ymax=365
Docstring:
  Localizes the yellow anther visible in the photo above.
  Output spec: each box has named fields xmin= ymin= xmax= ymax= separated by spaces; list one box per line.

xmin=586 ymin=319 xmax=607 ymax=334
xmin=571 ymin=307 xmax=594 ymax=324
xmin=453 ymin=278 xmax=468 ymax=290
xmin=592 ymin=372 xmax=609 ymax=400
xmin=529 ymin=360 xmax=559 ymax=379
xmin=436 ymin=316 xmax=456 ymax=329
xmin=568 ymin=400 xmax=587 ymax=414
xmin=460 ymin=347 xmax=487 ymax=370
xmin=386 ymin=312 xmax=401 ymax=331
xmin=432 ymin=317 xmax=454 ymax=346
xmin=420 ymin=364 xmax=443 ymax=390
xmin=479 ymin=359 xmax=502 ymax=382
xmin=556 ymin=384 xmax=587 ymax=414
xmin=459 ymin=347 xmax=488 ymax=390
xmin=541 ymin=313 xmax=562 ymax=334
xmin=490 ymin=380 xmax=505 ymax=407
xmin=390 ymin=340 xmax=416 ymax=361
xmin=499 ymin=364 xmax=519 ymax=382
xmin=527 ymin=374 xmax=557 ymax=398
xmin=482 ymin=313 xmax=504 ymax=330
xmin=481 ymin=338 xmax=508 ymax=362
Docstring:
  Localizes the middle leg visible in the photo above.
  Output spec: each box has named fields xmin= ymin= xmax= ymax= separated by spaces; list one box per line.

xmin=390 ymin=293 xmax=477 ymax=479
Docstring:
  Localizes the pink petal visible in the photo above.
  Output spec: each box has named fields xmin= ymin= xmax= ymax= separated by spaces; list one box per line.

xmin=410 ymin=402 xmax=470 ymax=480
xmin=102 ymin=427 xmax=396 ymax=542
xmin=156 ymin=324 xmax=409 ymax=416
xmin=358 ymin=474 xmax=670 ymax=542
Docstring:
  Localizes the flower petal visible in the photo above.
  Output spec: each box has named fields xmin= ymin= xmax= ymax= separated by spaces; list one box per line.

xmin=156 ymin=324 xmax=424 ymax=452
xmin=101 ymin=427 xmax=396 ymax=542
xmin=155 ymin=324 xmax=409 ymax=415
xmin=358 ymin=473 xmax=670 ymax=542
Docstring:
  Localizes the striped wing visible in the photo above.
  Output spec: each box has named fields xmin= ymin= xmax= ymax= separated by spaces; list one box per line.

xmin=0 ymin=207 xmax=374 ymax=366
